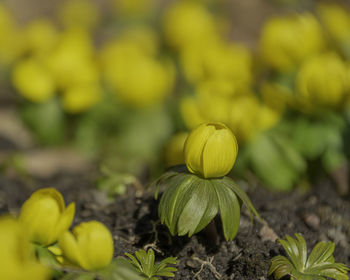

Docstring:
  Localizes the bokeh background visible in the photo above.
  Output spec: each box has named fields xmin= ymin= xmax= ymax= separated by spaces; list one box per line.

xmin=2 ymin=0 xmax=350 ymax=197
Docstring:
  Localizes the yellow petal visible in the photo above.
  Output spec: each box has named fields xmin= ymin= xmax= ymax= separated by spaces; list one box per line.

xmin=58 ymin=231 xmax=87 ymax=269
xmin=202 ymin=125 xmax=238 ymax=178
xmin=75 ymin=221 xmax=114 ymax=270
xmin=55 ymin=202 xmax=75 ymax=240
xmin=19 ymin=194 xmax=61 ymax=245
xmin=184 ymin=123 xmax=215 ymax=176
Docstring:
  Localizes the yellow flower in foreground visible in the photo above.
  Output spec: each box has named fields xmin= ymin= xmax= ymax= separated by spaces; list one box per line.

xmin=0 ymin=216 xmax=50 ymax=280
xmin=164 ymin=132 xmax=189 ymax=167
xmin=58 ymin=221 xmax=114 ymax=271
xmin=19 ymin=188 xmax=75 ymax=246
xmin=184 ymin=122 xmax=238 ymax=178
xmin=295 ymin=52 xmax=350 ymax=109
xmin=12 ymin=58 xmax=56 ymax=103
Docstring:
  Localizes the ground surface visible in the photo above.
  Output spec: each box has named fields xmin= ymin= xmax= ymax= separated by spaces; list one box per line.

xmin=1 ymin=156 xmax=349 ymax=279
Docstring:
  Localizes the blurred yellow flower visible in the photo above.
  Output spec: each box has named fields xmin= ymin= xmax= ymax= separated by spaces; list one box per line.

xmin=12 ymin=58 xmax=56 ymax=103
xmin=184 ymin=122 xmax=238 ymax=178
xmin=164 ymin=132 xmax=189 ymax=167
xmin=58 ymin=0 xmax=100 ymax=31
xmin=295 ymin=52 xmax=350 ymax=110
xmin=260 ymin=13 xmax=324 ymax=72
xmin=19 ymin=188 xmax=75 ymax=246
xmin=101 ymin=38 xmax=174 ymax=107
xmin=24 ymin=19 xmax=58 ymax=55
xmin=46 ymin=28 xmax=99 ymax=88
xmin=229 ymin=94 xmax=261 ymax=142
xmin=62 ymin=83 xmax=102 ymax=113
xmin=180 ymin=96 xmax=205 ymax=129
xmin=112 ymin=0 xmax=157 ymax=17
xmin=58 ymin=221 xmax=114 ymax=271
xmin=163 ymin=1 xmax=218 ymax=50
xmin=181 ymin=39 xmax=252 ymax=90
xmin=318 ymin=3 xmax=350 ymax=46
xmin=0 ymin=4 xmax=23 ymax=65
xmin=0 ymin=216 xmax=50 ymax=280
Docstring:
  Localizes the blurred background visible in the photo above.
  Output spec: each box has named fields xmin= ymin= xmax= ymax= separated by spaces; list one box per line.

xmin=2 ymin=0 xmax=350 ymax=197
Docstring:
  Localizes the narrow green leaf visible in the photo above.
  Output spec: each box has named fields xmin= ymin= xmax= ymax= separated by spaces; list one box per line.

xmin=177 ymin=178 xmax=217 ymax=236
xmin=222 ymin=177 xmax=260 ymax=220
xmin=212 ymin=181 xmax=241 ymax=241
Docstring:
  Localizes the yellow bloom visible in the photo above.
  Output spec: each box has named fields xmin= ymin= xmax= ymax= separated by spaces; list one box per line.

xmin=0 ymin=216 xmax=50 ymax=280
xmin=180 ymin=96 xmax=205 ymax=129
xmin=12 ymin=58 xmax=56 ymax=103
xmin=295 ymin=52 xmax=350 ymax=109
xmin=19 ymin=188 xmax=75 ymax=246
xmin=184 ymin=122 xmax=238 ymax=178
xmin=229 ymin=94 xmax=260 ymax=143
xmin=163 ymin=1 xmax=218 ymax=50
xmin=164 ymin=132 xmax=189 ymax=167
xmin=101 ymin=39 xmax=174 ymax=107
xmin=260 ymin=13 xmax=324 ymax=72
xmin=58 ymin=221 xmax=114 ymax=271
xmin=61 ymin=83 xmax=102 ymax=113
xmin=317 ymin=3 xmax=350 ymax=46
xmin=24 ymin=19 xmax=58 ymax=55
xmin=181 ymin=40 xmax=252 ymax=89
xmin=112 ymin=0 xmax=157 ymax=17
xmin=46 ymin=28 xmax=99 ymax=88
xmin=58 ymin=0 xmax=100 ymax=31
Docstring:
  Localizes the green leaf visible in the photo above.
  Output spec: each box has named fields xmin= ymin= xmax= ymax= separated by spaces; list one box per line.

xmin=269 ymin=234 xmax=349 ymax=280
xmin=158 ymin=173 xmax=195 ymax=235
xmin=211 ymin=180 xmax=240 ymax=241
xmin=222 ymin=177 xmax=260 ymax=221
xmin=248 ymin=133 xmax=300 ymax=191
xmin=125 ymin=249 xmax=178 ymax=280
xmin=99 ymin=257 xmax=144 ymax=280
xmin=20 ymin=98 xmax=66 ymax=146
xmin=177 ymin=178 xmax=219 ymax=236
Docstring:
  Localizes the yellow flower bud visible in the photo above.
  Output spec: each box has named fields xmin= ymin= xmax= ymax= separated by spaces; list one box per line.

xmin=295 ymin=52 xmax=350 ymax=109
xmin=58 ymin=221 xmax=114 ymax=271
xmin=12 ymin=58 xmax=56 ymax=103
xmin=19 ymin=188 xmax=75 ymax=246
xmin=184 ymin=122 xmax=238 ymax=178
xmin=0 ymin=216 xmax=50 ymax=280
xmin=164 ymin=132 xmax=189 ymax=167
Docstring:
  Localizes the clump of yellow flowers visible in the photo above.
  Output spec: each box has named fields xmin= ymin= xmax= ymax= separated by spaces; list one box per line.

xmin=154 ymin=122 xmax=259 ymax=241
xmin=0 ymin=187 xmax=118 ymax=279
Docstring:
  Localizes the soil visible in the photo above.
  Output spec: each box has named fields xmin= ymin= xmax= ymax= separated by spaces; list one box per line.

xmin=1 ymin=156 xmax=350 ymax=280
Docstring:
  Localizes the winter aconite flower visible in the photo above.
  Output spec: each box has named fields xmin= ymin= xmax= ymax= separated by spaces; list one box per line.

xmin=184 ymin=122 xmax=238 ymax=178
xmin=0 ymin=216 xmax=50 ymax=280
xmin=19 ymin=188 xmax=75 ymax=246
xmin=58 ymin=221 xmax=114 ymax=271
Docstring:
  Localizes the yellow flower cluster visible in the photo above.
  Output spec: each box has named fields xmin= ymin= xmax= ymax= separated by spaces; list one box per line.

xmin=3 ymin=0 xmax=175 ymax=113
xmin=163 ymin=1 xmax=281 ymax=144
xmin=100 ymin=26 xmax=175 ymax=108
xmin=0 ymin=188 xmax=114 ymax=277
